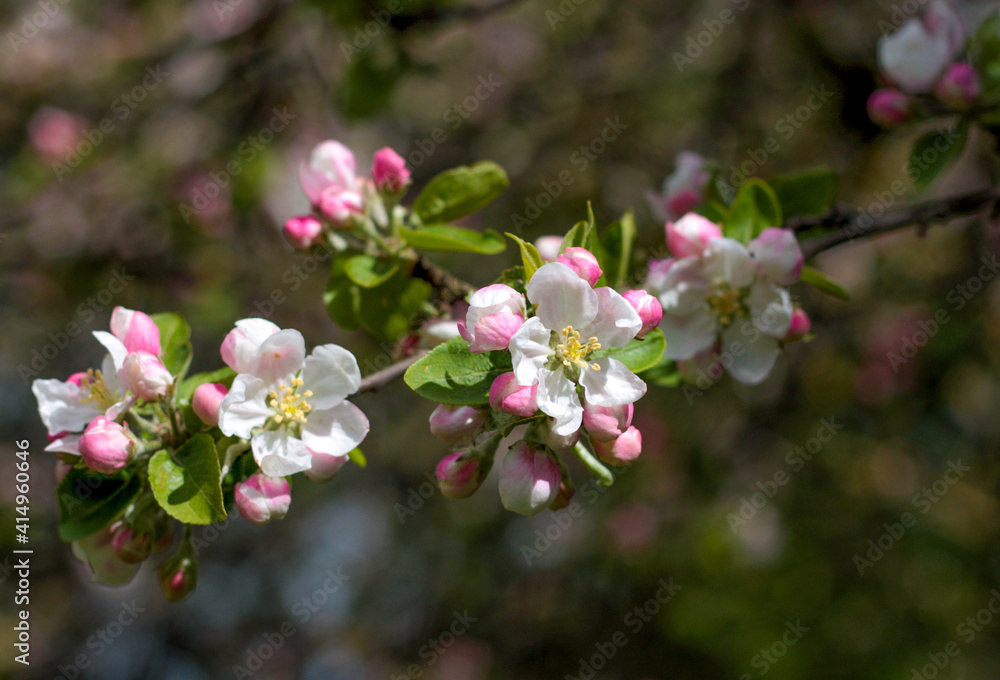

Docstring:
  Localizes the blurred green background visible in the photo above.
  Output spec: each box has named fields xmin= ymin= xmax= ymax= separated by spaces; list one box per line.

xmin=3 ymin=0 xmax=1000 ymax=678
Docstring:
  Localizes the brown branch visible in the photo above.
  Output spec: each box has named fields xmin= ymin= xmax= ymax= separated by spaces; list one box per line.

xmin=357 ymin=350 xmax=428 ymax=394
xmin=793 ymin=188 xmax=1000 ymax=260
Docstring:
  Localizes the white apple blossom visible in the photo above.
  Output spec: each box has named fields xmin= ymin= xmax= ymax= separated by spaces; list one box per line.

xmin=648 ymin=226 xmax=804 ymax=385
xmin=507 ymin=262 xmax=646 ymax=437
xmin=218 ymin=327 xmax=370 ymax=477
xmin=877 ymin=0 xmax=965 ymax=93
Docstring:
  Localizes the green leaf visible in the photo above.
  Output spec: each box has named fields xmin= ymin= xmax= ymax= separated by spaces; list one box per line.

xmin=494 ymin=266 xmax=527 ymax=293
xmin=356 ymin=269 xmax=432 ymax=343
xmin=600 ymin=211 xmax=637 ymax=288
xmin=324 ymin=274 xmax=362 ymax=331
xmin=148 ymin=434 xmax=227 ymax=525
xmin=347 ymin=448 xmax=367 ymax=468
xmin=404 ymin=336 xmax=512 ymax=405
xmin=800 ymin=265 xmax=850 ymax=300
xmin=413 ymin=161 xmax=509 ymax=224
xmin=343 ymin=254 xmax=400 ymax=289
xmin=151 ymin=312 xmax=193 ymax=379
xmin=909 ymin=123 xmax=969 ymax=191
xmin=593 ymin=328 xmax=666 ymax=374
xmin=177 ymin=367 xmax=236 ymax=402
xmin=723 ymin=178 xmax=783 ymax=243
xmin=400 ymin=225 xmax=507 ymax=254
xmin=57 ymin=468 xmax=142 ymax=542
xmin=770 ymin=168 xmax=838 ymax=218
xmin=971 ymin=12 xmax=1000 ymax=102
xmin=506 ymin=233 xmax=544 ymax=281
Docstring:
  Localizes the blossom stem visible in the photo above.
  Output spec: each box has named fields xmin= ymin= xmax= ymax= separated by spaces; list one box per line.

xmin=792 ymin=187 xmax=1000 ymax=259
xmin=572 ymin=441 xmax=614 ymax=487
xmin=356 ymin=350 xmax=429 ymax=394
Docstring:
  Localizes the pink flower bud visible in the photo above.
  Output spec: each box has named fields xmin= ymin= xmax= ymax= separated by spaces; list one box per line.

xmin=283 ymin=215 xmax=323 ymax=249
xmin=593 ymin=426 xmax=643 ymax=466
xmin=192 ymin=383 xmax=228 ymax=427
xmin=371 ymin=147 xmax=411 ymax=194
xmin=158 ymin=553 xmax=197 ymax=602
xmin=666 ymin=213 xmax=723 ymax=258
xmin=583 ymin=401 xmax=633 ymax=442
xmin=489 ymin=372 xmax=538 ymax=417
xmin=319 ymin=189 xmax=364 ymax=226
xmin=121 ymin=351 xmax=173 ymax=401
xmin=436 ymin=451 xmax=488 ymax=499
xmin=498 ymin=443 xmax=562 ymax=516
xmin=234 ymin=473 xmax=291 ymax=525
xmin=557 ymin=247 xmax=603 ymax=286
xmin=79 ymin=417 xmax=132 ymax=474
xmin=535 ymin=235 xmax=564 ymax=262
xmin=429 ymin=404 xmax=487 ymax=445
xmin=646 ymin=152 xmax=710 ymax=222
xmin=784 ymin=307 xmax=812 ymax=342
xmin=459 ymin=311 xmax=524 ymax=353
xmin=110 ymin=307 xmax=162 ymax=356
xmin=110 ymin=523 xmax=151 ymax=564
xmin=621 ymin=290 xmax=662 ymax=339
xmin=304 ymin=450 xmax=348 ymax=483
xmin=935 ymin=62 xmax=981 ymax=109
xmin=220 ymin=318 xmax=280 ymax=373
xmin=866 ymin=89 xmax=913 ymax=127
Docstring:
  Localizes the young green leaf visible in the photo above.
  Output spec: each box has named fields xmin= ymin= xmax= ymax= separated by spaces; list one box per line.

xmin=771 ymin=167 xmax=838 ymax=218
xmin=404 ymin=336 xmax=513 ymax=405
xmin=800 ymin=265 xmax=851 ymax=300
xmin=909 ymin=123 xmax=969 ymax=191
xmin=600 ymin=211 xmax=637 ymax=288
xmin=58 ymin=468 xmax=142 ymax=542
xmin=177 ymin=367 xmax=236 ymax=402
xmin=506 ymin=233 xmax=544 ymax=281
xmin=413 ymin=161 xmax=510 ymax=224
xmin=723 ymin=178 xmax=783 ymax=244
xmin=343 ymin=254 xmax=401 ymax=289
xmin=400 ymin=225 xmax=507 ymax=254
xmin=148 ymin=434 xmax=227 ymax=525
xmin=592 ymin=328 xmax=667 ymax=374
xmin=151 ymin=312 xmax=193 ymax=378
xmin=324 ymin=275 xmax=362 ymax=332
xmin=356 ymin=270 xmax=432 ymax=343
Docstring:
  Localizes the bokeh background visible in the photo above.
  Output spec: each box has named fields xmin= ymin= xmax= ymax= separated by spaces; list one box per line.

xmin=4 ymin=0 xmax=1000 ymax=678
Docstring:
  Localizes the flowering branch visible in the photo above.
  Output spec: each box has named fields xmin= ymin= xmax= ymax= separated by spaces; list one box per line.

xmin=357 ymin=351 xmax=428 ymax=394
xmin=793 ymin=187 xmax=1000 ymax=259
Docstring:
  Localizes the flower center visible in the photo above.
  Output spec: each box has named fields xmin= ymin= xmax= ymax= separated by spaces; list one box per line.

xmin=268 ymin=377 xmax=313 ymax=425
xmin=78 ymin=369 xmax=116 ymax=409
xmin=554 ymin=326 xmax=602 ymax=371
xmin=705 ymin=279 xmax=746 ymax=327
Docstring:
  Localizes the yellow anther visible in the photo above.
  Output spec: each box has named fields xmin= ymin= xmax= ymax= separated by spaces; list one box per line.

xmin=269 ymin=378 xmax=312 ymax=426
xmin=705 ymin=278 xmax=745 ymax=328
xmin=78 ymin=369 xmax=116 ymax=409
xmin=554 ymin=326 xmax=602 ymax=371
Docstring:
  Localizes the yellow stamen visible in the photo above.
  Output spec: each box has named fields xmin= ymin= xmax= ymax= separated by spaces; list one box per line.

xmin=267 ymin=379 xmax=312 ymax=425
xmin=78 ymin=369 xmax=116 ymax=409
xmin=705 ymin=278 xmax=745 ymax=328
xmin=554 ymin=326 xmax=602 ymax=371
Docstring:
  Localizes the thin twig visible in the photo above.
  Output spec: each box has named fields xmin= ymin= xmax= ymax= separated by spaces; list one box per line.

xmin=794 ymin=188 xmax=1000 ymax=259
xmin=357 ymin=350 xmax=428 ymax=394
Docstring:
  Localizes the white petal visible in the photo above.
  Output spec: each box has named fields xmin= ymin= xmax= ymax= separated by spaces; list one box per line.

xmin=45 ymin=434 xmax=81 ymax=455
xmin=310 ymin=140 xmax=356 ymax=189
xmin=301 ymin=401 xmax=370 ymax=457
xmin=464 ymin=284 xmax=525 ymax=330
xmin=658 ymin=257 xmax=709 ymax=316
xmin=101 ymin=354 xmax=121 ymax=394
xmin=299 ymin=163 xmax=330 ymax=205
xmin=660 ymin=312 xmax=718 ymax=360
xmin=508 ymin=317 xmax=553 ymax=386
xmin=252 ymin=329 xmax=306 ymax=385
xmin=702 ymin=238 xmax=755 ymax=289
xmin=252 ymin=430 xmax=313 ymax=477
xmin=535 ymin=369 xmax=583 ymax=436
xmin=527 ymin=262 xmax=599 ymax=331
xmin=749 ymin=228 xmax=804 ymax=285
xmin=218 ymin=375 xmax=272 ymax=438
xmin=224 ymin=318 xmax=281 ymax=373
xmin=303 ymin=344 xmax=362 ymax=410
xmin=32 ymin=379 xmax=97 ymax=435
xmin=722 ymin=325 xmax=780 ymax=385
xmin=93 ymin=331 xmax=128 ymax=371
xmin=579 ymin=358 xmax=646 ymax=407
xmin=581 ymin=287 xmax=642 ymax=349
xmin=746 ymin=282 xmax=794 ymax=338
xmin=878 ymin=20 xmax=950 ymax=92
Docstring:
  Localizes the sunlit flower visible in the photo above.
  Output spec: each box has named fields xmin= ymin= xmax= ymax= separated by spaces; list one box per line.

xmin=458 ymin=284 xmax=526 ymax=353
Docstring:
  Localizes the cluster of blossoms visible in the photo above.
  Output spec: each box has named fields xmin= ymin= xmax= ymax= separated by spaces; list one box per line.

xmin=282 ymin=140 xmax=412 ymax=249
xmin=428 ymin=248 xmax=663 ymax=516
xmin=32 ymin=308 xmax=369 ymax=598
xmin=868 ymin=1 xmax=978 ymax=126
xmin=644 ymin=213 xmax=808 ymax=385
xmin=645 ymin=152 xmax=711 ymax=223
